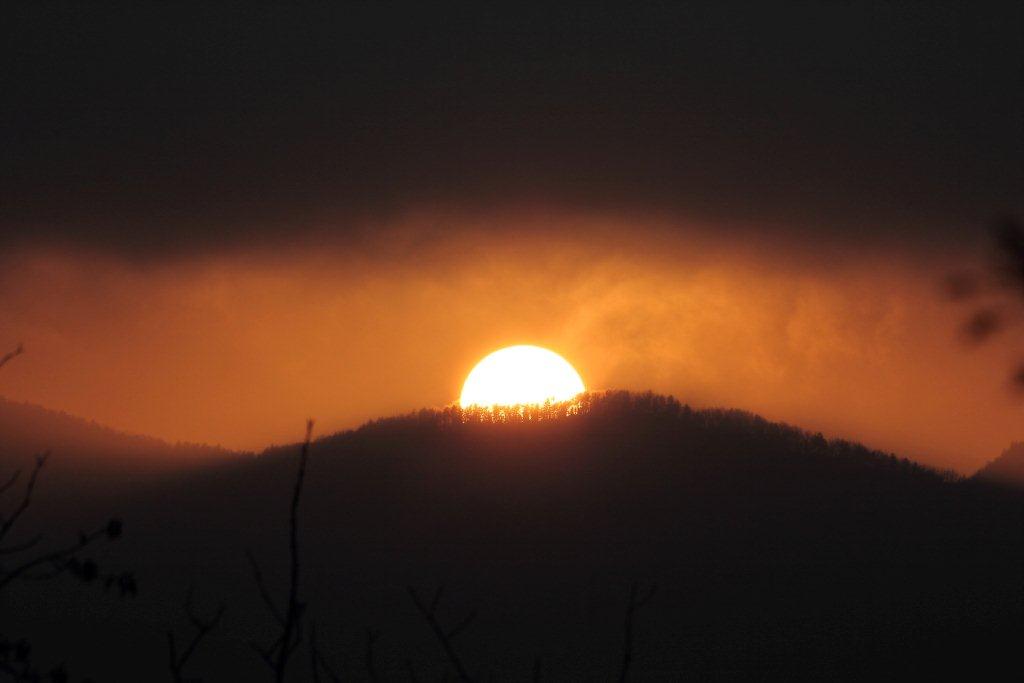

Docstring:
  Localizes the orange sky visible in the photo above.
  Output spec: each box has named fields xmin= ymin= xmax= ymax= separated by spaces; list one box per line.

xmin=1 ymin=209 xmax=1019 ymax=473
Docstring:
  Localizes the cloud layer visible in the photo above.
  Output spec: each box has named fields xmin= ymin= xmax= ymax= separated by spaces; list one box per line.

xmin=1 ymin=211 xmax=1019 ymax=472
xmin=2 ymin=2 xmax=1021 ymax=256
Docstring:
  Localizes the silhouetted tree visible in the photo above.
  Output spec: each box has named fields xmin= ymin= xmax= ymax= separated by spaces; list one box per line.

xmin=617 ymin=582 xmax=657 ymax=683
xmin=0 ymin=346 xmax=22 ymax=373
xmin=947 ymin=216 xmax=1024 ymax=387
xmin=408 ymin=585 xmax=476 ymax=681
xmin=0 ymin=345 xmax=134 ymax=682
xmin=0 ymin=454 xmax=130 ymax=593
xmin=247 ymin=420 xmax=313 ymax=682
xmin=167 ymin=586 xmax=225 ymax=683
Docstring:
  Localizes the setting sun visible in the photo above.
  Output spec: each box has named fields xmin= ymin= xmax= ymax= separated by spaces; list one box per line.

xmin=459 ymin=345 xmax=585 ymax=408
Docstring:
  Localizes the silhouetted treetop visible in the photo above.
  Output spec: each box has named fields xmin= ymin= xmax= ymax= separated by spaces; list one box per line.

xmin=261 ymin=390 xmax=957 ymax=488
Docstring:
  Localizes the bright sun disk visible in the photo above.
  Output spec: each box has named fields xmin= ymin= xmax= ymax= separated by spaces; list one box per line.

xmin=459 ymin=345 xmax=586 ymax=408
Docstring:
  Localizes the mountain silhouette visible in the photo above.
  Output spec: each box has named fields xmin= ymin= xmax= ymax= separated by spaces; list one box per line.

xmin=2 ymin=391 xmax=1020 ymax=680
xmin=0 ymin=395 xmax=241 ymax=501
xmin=974 ymin=441 xmax=1024 ymax=489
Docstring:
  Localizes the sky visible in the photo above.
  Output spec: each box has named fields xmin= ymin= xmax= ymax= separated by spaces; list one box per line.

xmin=1 ymin=2 xmax=1022 ymax=472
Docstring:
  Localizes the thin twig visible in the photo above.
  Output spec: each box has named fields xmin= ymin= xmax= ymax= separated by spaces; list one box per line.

xmin=247 ymin=420 xmax=314 ymax=682
xmin=0 ymin=343 xmax=23 ymax=372
xmin=0 ymin=454 xmax=48 ymax=544
xmin=617 ymin=581 xmax=657 ymax=682
xmin=168 ymin=585 xmax=226 ymax=683
xmin=273 ymin=419 xmax=313 ymax=683
xmin=246 ymin=550 xmax=285 ymax=627
xmin=0 ymin=470 xmax=20 ymax=497
xmin=0 ymin=525 xmax=107 ymax=592
xmin=408 ymin=585 xmax=475 ymax=682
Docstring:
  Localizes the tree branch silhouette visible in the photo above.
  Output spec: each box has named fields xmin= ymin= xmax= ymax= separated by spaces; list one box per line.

xmin=167 ymin=586 xmax=226 ymax=683
xmin=0 ymin=343 xmax=135 ymax=682
xmin=948 ymin=216 xmax=1024 ymax=387
xmin=617 ymin=581 xmax=657 ymax=683
xmin=0 ymin=344 xmax=23 ymax=373
xmin=0 ymin=471 xmax=21 ymax=497
xmin=0 ymin=454 xmax=48 ymax=546
xmin=246 ymin=549 xmax=285 ymax=627
xmin=0 ymin=350 xmax=133 ymax=680
xmin=0 ymin=453 xmax=129 ymax=593
xmin=247 ymin=419 xmax=314 ymax=682
xmin=408 ymin=584 xmax=475 ymax=682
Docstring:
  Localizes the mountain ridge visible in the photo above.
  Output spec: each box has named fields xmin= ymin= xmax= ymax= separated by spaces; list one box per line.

xmin=0 ymin=390 xmax=983 ymax=485
xmin=973 ymin=440 xmax=1024 ymax=488
xmin=2 ymin=391 xmax=1020 ymax=679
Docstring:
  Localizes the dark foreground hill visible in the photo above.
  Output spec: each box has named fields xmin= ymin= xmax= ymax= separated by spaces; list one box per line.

xmin=2 ymin=392 xmax=1021 ymax=680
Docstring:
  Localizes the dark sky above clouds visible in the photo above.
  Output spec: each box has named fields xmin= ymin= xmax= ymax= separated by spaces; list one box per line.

xmin=3 ymin=1 xmax=1021 ymax=257
xmin=2 ymin=2 xmax=1023 ymax=469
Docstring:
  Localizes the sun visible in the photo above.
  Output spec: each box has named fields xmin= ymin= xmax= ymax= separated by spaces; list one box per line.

xmin=459 ymin=345 xmax=585 ymax=408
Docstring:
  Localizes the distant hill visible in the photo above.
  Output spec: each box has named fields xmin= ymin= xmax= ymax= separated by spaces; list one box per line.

xmin=0 ymin=395 xmax=241 ymax=497
xmin=3 ymin=391 xmax=1020 ymax=680
xmin=974 ymin=441 xmax=1024 ymax=488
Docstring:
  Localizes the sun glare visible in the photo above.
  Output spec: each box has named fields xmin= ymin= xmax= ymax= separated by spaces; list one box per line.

xmin=459 ymin=345 xmax=585 ymax=408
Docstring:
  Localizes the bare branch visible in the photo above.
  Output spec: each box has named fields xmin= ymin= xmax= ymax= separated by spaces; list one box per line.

xmin=408 ymin=585 xmax=474 ymax=682
xmin=0 ymin=524 xmax=108 ymax=592
xmin=271 ymin=419 xmax=313 ymax=682
xmin=248 ymin=419 xmax=314 ymax=682
xmin=617 ymin=581 xmax=657 ymax=682
xmin=246 ymin=550 xmax=285 ymax=627
xmin=0 ymin=343 xmax=23 ymax=372
xmin=168 ymin=585 xmax=226 ymax=683
xmin=0 ymin=454 xmax=49 ymax=544
xmin=446 ymin=610 xmax=477 ymax=641
xmin=0 ymin=470 xmax=20 ymax=497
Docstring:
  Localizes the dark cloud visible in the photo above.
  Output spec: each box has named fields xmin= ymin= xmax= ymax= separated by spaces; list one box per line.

xmin=2 ymin=1 xmax=1021 ymax=256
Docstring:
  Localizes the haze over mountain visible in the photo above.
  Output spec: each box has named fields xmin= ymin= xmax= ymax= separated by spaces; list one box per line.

xmin=2 ymin=392 xmax=1019 ymax=679
xmin=3 ymin=2 xmax=1022 ymax=472
xmin=974 ymin=441 xmax=1024 ymax=489
xmin=0 ymin=396 xmax=241 ymax=498
xmin=4 ymin=4 xmax=1021 ymax=680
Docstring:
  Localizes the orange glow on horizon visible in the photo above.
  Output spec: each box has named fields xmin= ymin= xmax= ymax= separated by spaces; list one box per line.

xmin=0 ymin=210 xmax=1018 ymax=474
